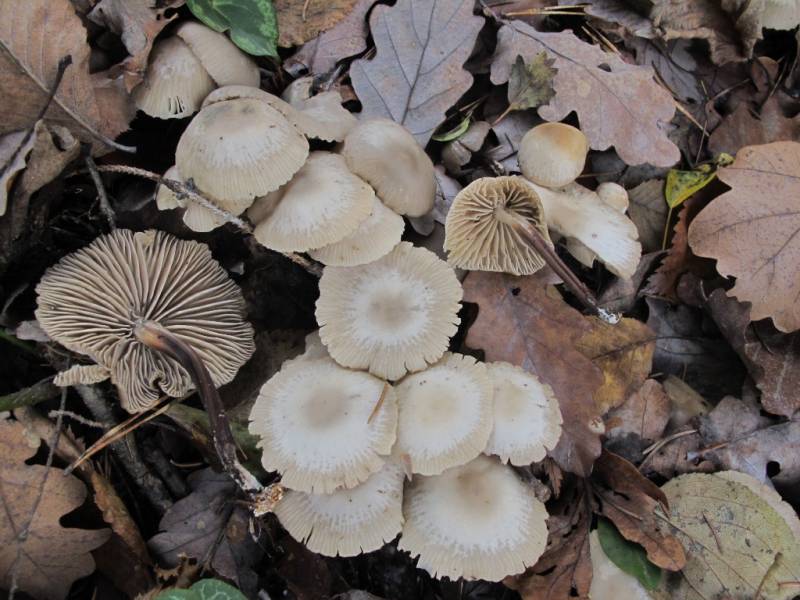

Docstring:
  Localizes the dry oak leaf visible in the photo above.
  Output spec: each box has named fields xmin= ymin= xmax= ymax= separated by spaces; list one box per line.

xmin=462 ymin=270 xmax=604 ymax=476
xmin=688 ymin=142 xmax=800 ymax=333
xmin=275 ymin=0 xmax=361 ymax=47
xmin=491 ymin=21 xmax=679 ymax=168
xmin=627 ymin=179 xmax=668 ymax=254
xmin=350 ymin=0 xmax=484 ymax=146
xmin=605 ymin=378 xmax=670 ymax=443
xmin=0 ymin=419 xmax=110 ymax=600
xmin=559 ymin=0 xmax=656 ymax=39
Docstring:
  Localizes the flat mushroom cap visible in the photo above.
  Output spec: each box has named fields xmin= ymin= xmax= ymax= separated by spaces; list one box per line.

xmin=399 ymin=455 xmax=549 ymax=581
xmin=132 ymin=36 xmax=215 ymax=119
xmin=763 ymin=0 xmax=800 ymax=29
xmin=340 ymin=119 xmax=436 ymax=217
xmin=174 ymin=22 xmax=260 ymax=88
xmin=274 ymin=461 xmax=405 ymax=557
xmin=483 ymin=362 xmax=562 ymax=466
xmin=444 ymin=176 xmax=552 ymax=276
xmin=251 ymin=152 xmax=374 ymax=253
xmin=35 ymin=230 xmax=255 ymax=413
xmin=176 ymin=97 xmax=309 ymax=203
xmin=519 ymin=122 xmax=589 ymax=188
xmin=309 ymin=194 xmax=405 ymax=266
xmin=248 ymin=357 xmax=397 ymax=494
xmin=316 ymin=242 xmax=462 ymax=381
xmin=395 ymin=353 xmax=493 ymax=475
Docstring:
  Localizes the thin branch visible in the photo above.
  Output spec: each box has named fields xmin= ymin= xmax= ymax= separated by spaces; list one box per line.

xmin=0 ymin=378 xmax=58 ymax=412
xmin=84 ymin=155 xmax=116 ymax=230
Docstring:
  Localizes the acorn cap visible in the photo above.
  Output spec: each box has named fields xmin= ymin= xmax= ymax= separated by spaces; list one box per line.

xmin=251 ymin=151 xmax=374 ymax=253
xmin=316 ymin=242 xmax=462 ymax=381
xmin=274 ymin=461 xmax=405 ymax=557
xmin=309 ymin=194 xmax=405 ymax=266
xmin=132 ymin=36 xmax=215 ymax=119
xmin=444 ymin=176 xmax=553 ymax=276
xmin=340 ymin=119 xmax=436 ymax=217
xmin=248 ymin=357 xmax=398 ymax=493
xmin=395 ymin=353 xmax=493 ymax=475
xmin=518 ymin=122 xmax=589 ymax=188
xmin=398 ymin=455 xmax=549 ymax=581
xmin=483 ymin=362 xmax=562 ymax=466
xmin=174 ymin=22 xmax=260 ymax=88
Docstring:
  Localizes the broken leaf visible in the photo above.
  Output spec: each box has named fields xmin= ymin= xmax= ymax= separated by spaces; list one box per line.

xmin=596 ymin=519 xmax=661 ymax=591
xmin=187 ymin=0 xmax=278 ymax=56
xmin=274 ymin=0 xmax=361 ymax=47
xmin=500 ymin=53 xmax=557 ymax=120
xmin=605 ymin=379 xmax=670 ymax=444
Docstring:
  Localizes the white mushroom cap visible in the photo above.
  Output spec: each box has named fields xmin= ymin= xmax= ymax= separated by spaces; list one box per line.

xmin=399 ymin=455 xmax=549 ymax=581
xmin=395 ymin=353 xmax=493 ymax=475
xmin=274 ymin=461 xmax=405 ymax=557
xmin=132 ymin=36 xmax=215 ymax=119
xmin=174 ymin=22 xmax=260 ymax=88
xmin=316 ymin=242 xmax=462 ymax=381
xmin=248 ymin=357 xmax=398 ymax=493
xmin=444 ymin=176 xmax=552 ymax=276
xmin=483 ymin=362 xmax=562 ymax=466
xmin=251 ymin=151 xmax=374 ymax=253
xmin=567 ymin=182 xmax=630 ymax=268
xmin=519 ymin=122 xmax=589 ymax=188
xmin=309 ymin=194 xmax=405 ymax=266
xmin=176 ymin=97 xmax=309 ymax=204
xmin=340 ymin=119 xmax=436 ymax=217
xmin=763 ymin=0 xmax=800 ymax=29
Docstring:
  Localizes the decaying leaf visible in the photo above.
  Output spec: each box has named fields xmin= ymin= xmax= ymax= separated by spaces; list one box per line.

xmin=627 ymin=179 xmax=667 ymax=253
xmin=605 ymin=379 xmax=671 ymax=444
xmin=504 ymin=53 xmax=557 ymax=116
xmin=487 ymin=109 xmax=541 ymax=173
xmin=561 ymin=0 xmax=656 ymax=39
xmin=350 ymin=0 xmax=484 ymax=146
xmin=0 ymin=129 xmax=37 ymax=216
xmin=275 ymin=0 xmax=361 ymax=47
xmin=628 ymin=38 xmax=703 ymax=105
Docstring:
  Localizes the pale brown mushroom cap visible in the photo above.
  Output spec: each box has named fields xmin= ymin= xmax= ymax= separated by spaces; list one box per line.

xmin=340 ymin=119 xmax=436 ymax=217
xmin=174 ymin=22 xmax=260 ymax=88
xmin=316 ymin=242 xmax=462 ymax=381
xmin=309 ymin=194 xmax=405 ymax=266
xmin=395 ymin=353 xmax=493 ymax=475
xmin=596 ymin=182 xmax=629 ymax=212
xmin=132 ymin=36 xmax=215 ymax=119
xmin=248 ymin=357 xmax=397 ymax=493
xmin=176 ymin=97 xmax=309 ymax=203
xmin=251 ymin=151 xmax=374 ymax=253
xmin=519 ymin=122 xmax=589 ymax=188
xmin=35 ymin=230 xmax=255 ymax=413
xmin=444 ymin=176 xmax=552 ymax=276
xmin=398 ymin=455 xmax=549 ymax=581
xmin=483 ymin=362 xmax=562 ymax=466
xmin=274 ymin=461 xmax=405 ymax=557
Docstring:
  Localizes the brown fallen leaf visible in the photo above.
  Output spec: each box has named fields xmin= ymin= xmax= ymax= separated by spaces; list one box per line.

xmin=605 ymin=379 xmax=671 ymax=443
xmin=487 ymin=109 xmax=541 ymax=173
xmin=491 ymin=21 xmax=679 ymax=167
xmin=597 ymin=251 xmax=664 ymax=314
xmin=626 ymin=179 xmax=668 ymax=254
xmin=350 ymin=0 xmax=484 ymax=146
xmin=628 ymin=38 xmax=703 ymax=105
xmin=275 ymin=0 xmax=361 ymax=47
xmin=0 ymin=129 xmax=37 ymax=216
xmin=560 ymin=0 xmax=656 ymax=39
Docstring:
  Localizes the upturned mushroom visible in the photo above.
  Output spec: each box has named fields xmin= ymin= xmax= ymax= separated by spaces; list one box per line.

xmin=518 ymin=122 xmax=589 ymax=188
xmin=564 ymin=181 xmax=631 ymax=269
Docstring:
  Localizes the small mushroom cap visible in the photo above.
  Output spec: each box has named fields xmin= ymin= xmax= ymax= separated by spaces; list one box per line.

xmin=248 ymin=357 xmax=398 ymax=493
xmin=132 ymin=36 xmax=215 ymax=119
xmin=316 ymin=242 xmax=462 ymax=381
xmin=274 ymin=461 xmax=405 ymax=557
xmin=519 ymin=122 xmax=589 ymax=188
xmin=395 ymin=353 xmax=493 ymax=475
xmin=596 ymin=182 xmax=629 ymax=212
xmin=174 ymin=22 xmax=260 ymax=88
xmin=309 ymin=194 xmax=405 ymax=266
xmin=54 ymin=364 xmax=110 ymax=387
xmin=483 ymin=362 xmax=562 ymax=466
xmin=176 ymin=97 xmax=309 ymax=203
xmin=398 ymin=455 xmax=549 ymax=581
xmin=444 ymin=176 xmax=553 ymax=276
xmin=340 ymin=119 xmax=435 ymax=217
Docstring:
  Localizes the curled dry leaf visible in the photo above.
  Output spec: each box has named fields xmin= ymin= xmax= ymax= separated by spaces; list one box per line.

xmin=275 ymin=0 xmax=361 ymax=47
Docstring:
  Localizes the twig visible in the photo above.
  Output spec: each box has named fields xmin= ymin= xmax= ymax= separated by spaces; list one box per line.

xmin=48 ymin=409 xmax=108 ymax=429
xmin=0 ymin=378 xmax=59 ymax=412
xmin=702 ymin=511 xmax=723 ymax=553
xmin=367 ymin=382 xmax=391 ymax=424
xmin=84 ymin=155 xmax=116 ymax=230
xmin=0 ymin=328 xmax=40 ymax=357
xmin=755 ymin=552 xmax=782 ymax=600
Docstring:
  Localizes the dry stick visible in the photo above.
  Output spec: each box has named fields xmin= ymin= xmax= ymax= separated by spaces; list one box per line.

xmin=84 ymin=155 xmax=116 ymax=230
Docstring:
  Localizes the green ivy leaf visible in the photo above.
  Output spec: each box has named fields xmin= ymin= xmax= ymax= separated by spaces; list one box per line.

xmin=187 ymin=0 xmax=279 ymax=57
xmin=155 ymin=578 xmax=248 ymax=600
xmin=597 ymin=518 xmax=662 ymax=590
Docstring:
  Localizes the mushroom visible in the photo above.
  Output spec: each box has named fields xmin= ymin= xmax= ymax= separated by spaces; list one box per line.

xmin=155 ymin=165 xmax=243 ymax=232
xmin=518 ymin=122 xmax=589 ymax=188
xmin=444 ymin=176 xmax=553 ymax=276
xmin=249 ymin=151 xmax=374 ymax=253
xmin=763 ymin=0 xmax=800 ymax=30
xmin=398 ymin=455 xmax=549 ymax=581
xmin=394 ymin=353 xmax=493 ymax=475
xmin=316 ymin=242 xmax=462 ymax=381
xmin=340 ymin=119 xmax=436 ymax=217
xmin=248 ymin=357 xmax=397 ymax=493
xmin=483 ymin=362 xmax=562 ymax=466
xmin=564 ymin=181 xmax=630 ymax=269
xmin=35 ymin=230 xmax=255 ymax=413
xmin=174 ymin=22 xmax=260 ymax=88
xmin=274 ymin=461 xmax=405 ymax=557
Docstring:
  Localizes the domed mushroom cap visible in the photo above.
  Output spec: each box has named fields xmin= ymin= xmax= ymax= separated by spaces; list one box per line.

xmin=274 ymin=461 xmax=405 ymax=557
xmin=174 ymin=22 xmax=260 ymax=88
xmin=483 ymin=362 xmax=562 ymax=466
xmin=519 ymin=122 xmax=589 ymax=188
xmin=340 ymin=119 xmax=436 ymax=217
xmin=316 ymin=242 xmax=462 ymax=381
xmin=132 ymin=36 xmax=215 ymax=119
xmin=399 ymin=455 xmax=549 ymax=581
xmin=444 ymin=176 xmax=552 ymax=276
xmin=395 ymin=353 xmax=493 ymax=475
xmin=251 ymin=152 xmax=374 ymax=253
xmin=35 ymin=230 xmax=255 ymax=413
xmin=176 ymin=97 xmax=309 ymax=203
xmin=248 ymin=357 xmax=397 ymax=494
xmin=596 ymin=182 xmax=629 ymax=212
xmin=309 ymin=194 xmax=405 ymax=266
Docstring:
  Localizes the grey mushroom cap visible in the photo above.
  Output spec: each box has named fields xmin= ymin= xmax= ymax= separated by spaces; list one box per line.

xmin=174 ymin=22 xmax=260 ymax=88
